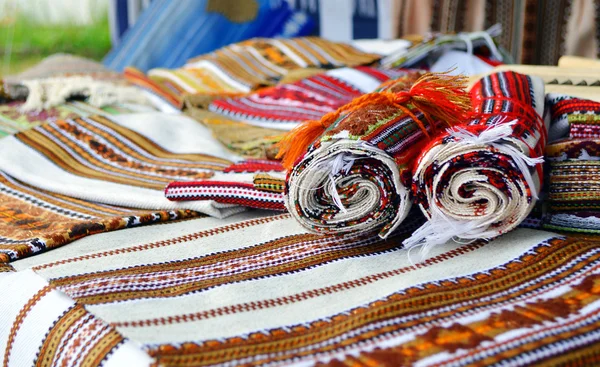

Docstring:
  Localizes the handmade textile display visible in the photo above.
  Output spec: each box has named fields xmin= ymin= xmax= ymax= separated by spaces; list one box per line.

xmin=404 ymin=71 xmax=547 ymax=252
xmin=278 ymin=72 xmax=471 ymax=238
xmin=544 ymin=95 xmax=600 ymax=233
xmin=6 ymin=30 xmax=600 ymax=366
xmin=126 ymin=37 xmax=381 ymax=109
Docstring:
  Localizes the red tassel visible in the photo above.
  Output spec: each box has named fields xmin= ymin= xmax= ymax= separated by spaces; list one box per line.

xmin=404 ymin=73 xmax=472 ymax=128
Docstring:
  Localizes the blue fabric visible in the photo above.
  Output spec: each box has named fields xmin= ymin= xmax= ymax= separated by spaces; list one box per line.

xmin=352 ymin=0 xmax=379 ymax=39
xmin=104 ymin=0 xmax=314 ymax=72
xmin=115 ymin=0 xmax=130 ymax=39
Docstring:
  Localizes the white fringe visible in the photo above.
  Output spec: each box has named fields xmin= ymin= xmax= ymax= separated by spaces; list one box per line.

xmin=404 ymin=121 xmax=544 ymax=262
xmin=317 ymin=153 xmax=360 ymax=213
xmin=447 ymin=117 xmax=515 ymax=145
xmin=404 ymin=202 xmax=484 ymax=263
xmin=19 ymin=76 xmax=148 ymax=112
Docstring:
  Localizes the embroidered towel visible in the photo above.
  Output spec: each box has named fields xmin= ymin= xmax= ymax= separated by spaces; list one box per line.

xmin=405 ymin=71 xmax=547 ymax=255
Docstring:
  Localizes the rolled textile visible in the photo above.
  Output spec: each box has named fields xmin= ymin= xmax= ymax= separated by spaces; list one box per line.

xmin=405 ymin=71 xmax=547 ymax=253
xmin=277 ymin=72 xmax=471 ymax=238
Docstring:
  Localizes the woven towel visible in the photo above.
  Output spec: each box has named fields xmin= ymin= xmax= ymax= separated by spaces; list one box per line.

xmin=404 ymin=71 xmax=547 ymax=254
xmin=278 ymin=72 xmax=471 ymax=238
xmin=208 ymin=66 xmax=409 ymax=130
xmin=126 ymin=37 xmax=381 ymax=109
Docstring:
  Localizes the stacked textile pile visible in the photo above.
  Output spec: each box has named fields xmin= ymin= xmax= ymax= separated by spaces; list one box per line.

xmin=2 ymin=32 xmax=600 ymax=367
xmin=544 ymin=95 xmax=600 ymax=233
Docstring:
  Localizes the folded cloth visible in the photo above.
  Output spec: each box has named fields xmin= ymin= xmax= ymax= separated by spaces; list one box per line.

xmin=277 ymin=72 xmax=471 ymax=238
xmin=404 ymin=71 xmax=547 ymax=255
xmin=125 ymin=37 xmax=381 ymax=109
xmin=0 ymin=113 xmax=247 ymax=221
xmin=547 ymin=94 xmax=600 ymax=141
xmin=208 ymin=66 xmax=410 ymax=130
xmin=544 ymin=96 xmax=600 ymax=233
xmin=165 ymin=160 xmax=287 ymax=211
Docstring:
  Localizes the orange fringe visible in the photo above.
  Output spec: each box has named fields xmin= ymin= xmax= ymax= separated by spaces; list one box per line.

xmin=275 ymin=71 xmax=471 ymax=171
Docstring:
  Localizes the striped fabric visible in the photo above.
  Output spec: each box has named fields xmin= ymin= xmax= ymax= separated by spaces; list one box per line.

xmin=544 ymin=95 xmax=600 ymax=233
xmin=165 ymin=160 xmax=286 ymax=211
xmin=209 ymin=66 xmax=409 ymax=130
xmin=0 ymin=112 xmax=268 ymax=263
xmin=165 ymin=180 xmax=287 ymax=211
xmin=125 ymin=37 xmax=381 ymax=109
xmin=0 ymin=169 xmax=200 ymax=263
xmin=0 ymin=269 xmax=153 ymax=367
xmin=7 ymin=212 xmax=600 ymax=366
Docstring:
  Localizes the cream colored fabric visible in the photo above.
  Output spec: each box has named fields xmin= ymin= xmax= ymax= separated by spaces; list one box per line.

xmin=10 ymin=212 xmax=558 ymax=345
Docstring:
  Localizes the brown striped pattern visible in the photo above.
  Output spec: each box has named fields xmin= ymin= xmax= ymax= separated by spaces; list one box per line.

xmin=3 ymin=286 xmax=52 ymax=367
xmin=0 ymin=263 xmax=13 ymax=273
xmin=112 ymin=242 xmax=484 ymax=329
xmin=51 ymin=230 xmax=415 ymax=305
xmin=35 ymin=305 xmax=125 ymax=367
xmin=17 ymin=116 xmax=230 ymax=190
xmin=131 ymin=37 xmax=381 ymax=108
xmin=31 ymin=214 xmax=286 ymax=272
xmin=142 ymin=236 xmax=600 ymax=366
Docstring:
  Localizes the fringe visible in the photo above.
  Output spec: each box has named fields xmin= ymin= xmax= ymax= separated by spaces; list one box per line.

xmin=19 ymin=76 xmax=148 ymax=112
xmin=403 ymin=122 xmax=544 ymax=261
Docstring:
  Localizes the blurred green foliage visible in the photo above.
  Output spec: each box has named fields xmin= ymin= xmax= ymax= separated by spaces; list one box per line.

xmin=0 ymin=15 xmax=111 ymax=76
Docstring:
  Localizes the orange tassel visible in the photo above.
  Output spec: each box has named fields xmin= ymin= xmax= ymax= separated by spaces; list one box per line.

xmin=276 ymin=119 xmax=328 ymax=170
xmin=275 ymin=71 xmax=471 ymax=171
